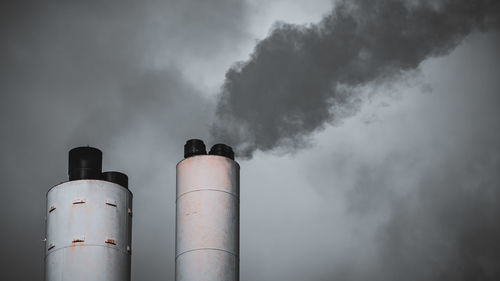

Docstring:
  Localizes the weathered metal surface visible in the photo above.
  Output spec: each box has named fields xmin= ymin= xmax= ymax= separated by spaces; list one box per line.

xmin=176 ymin=155 xmax=240 ymax=281
xmin=45 ymin=180 xmax=133 ymax=281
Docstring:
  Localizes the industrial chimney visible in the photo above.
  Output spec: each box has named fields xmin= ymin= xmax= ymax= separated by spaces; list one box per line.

xmin=176 ymin=139 xmax=240 ymax=281
xmin=45 ymin=147 xmax=133 ymax=281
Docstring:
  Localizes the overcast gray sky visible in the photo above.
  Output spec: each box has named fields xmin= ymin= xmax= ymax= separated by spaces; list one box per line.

xmin=1 ymin=0 xmax=499 ymax=280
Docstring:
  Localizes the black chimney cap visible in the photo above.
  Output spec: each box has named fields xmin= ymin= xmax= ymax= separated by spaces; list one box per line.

xmin=102 ymin=171 xmax=128 ymax=188
xmin=68 ymin=146 xmax=103 ymax=181
xmin=184 ymin=139 xmax=207 ymax=158
xmin=209 ymin=143 xmax=234 ymax=160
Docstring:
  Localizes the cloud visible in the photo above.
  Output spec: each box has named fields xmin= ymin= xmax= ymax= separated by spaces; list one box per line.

xmin=212 ymin=0 xmax=500 ymax=158
xmin=303 ymin=33 xmax=500 ymax=281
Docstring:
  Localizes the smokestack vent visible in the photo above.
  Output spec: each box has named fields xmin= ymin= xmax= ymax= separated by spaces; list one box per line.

xmin=102 ymin=171 xmax=128 ymax=188
xmin=209 ymin=143 xmax=235 ymax=160
xmin=68 ymin=147 xmax=102 ymax=181
xmin=184 ymin=139 xmax=207 ymax=158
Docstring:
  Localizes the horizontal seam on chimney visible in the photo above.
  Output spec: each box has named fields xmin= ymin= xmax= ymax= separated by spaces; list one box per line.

xmin=44 ymin=243 xmax=130 ymax=258
xmin=176 ymin=247 xmax=239 ymax=260
xmin=176 ymin=188 xmax=239 ymax=202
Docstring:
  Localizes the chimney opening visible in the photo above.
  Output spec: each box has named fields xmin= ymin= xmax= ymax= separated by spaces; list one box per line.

xmin=209 ymin=143 xmax=235 ymax=160
xmin=184 ymin=139 xmax=207 ymax=158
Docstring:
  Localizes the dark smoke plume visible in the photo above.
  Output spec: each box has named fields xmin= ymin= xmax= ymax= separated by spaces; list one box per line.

xmin=212 ymin=0 xmax=500 ymax=158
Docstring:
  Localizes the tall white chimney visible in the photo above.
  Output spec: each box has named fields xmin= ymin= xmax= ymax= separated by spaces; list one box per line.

xmin=176 ymin=139 xmax=240 ymax=281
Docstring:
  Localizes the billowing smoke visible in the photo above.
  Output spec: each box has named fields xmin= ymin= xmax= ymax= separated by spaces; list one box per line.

xmin=212 ymin=0 xmax=500 ymax=158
